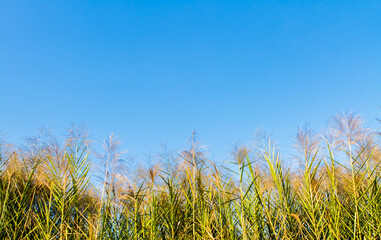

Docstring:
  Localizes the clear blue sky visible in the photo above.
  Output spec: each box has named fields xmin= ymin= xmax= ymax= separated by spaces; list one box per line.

xmin=1 ymin=0 xmax=381 ymax=162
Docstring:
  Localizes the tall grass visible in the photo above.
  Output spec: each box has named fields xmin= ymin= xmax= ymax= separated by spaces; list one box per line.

xmin=1 ymin=112 xmax=381 ymax=239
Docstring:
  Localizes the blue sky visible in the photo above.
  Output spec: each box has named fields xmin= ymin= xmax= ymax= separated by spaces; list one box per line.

xmin=1 ymin=0 xmax=381 ymax=163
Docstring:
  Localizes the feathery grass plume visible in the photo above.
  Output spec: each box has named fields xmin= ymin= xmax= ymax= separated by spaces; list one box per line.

xmin=294 ymin=126 xmax=324 ymax=239
xmin=1 ymin=111 xmax=381 ymax=239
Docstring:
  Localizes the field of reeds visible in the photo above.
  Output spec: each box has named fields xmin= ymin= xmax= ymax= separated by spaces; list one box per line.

xmin=1 ymin=112 xmax=381 ymax=239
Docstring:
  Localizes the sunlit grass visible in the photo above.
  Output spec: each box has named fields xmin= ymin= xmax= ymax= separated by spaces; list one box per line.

xmin=1 ymin=112 xmax=381 ymax=239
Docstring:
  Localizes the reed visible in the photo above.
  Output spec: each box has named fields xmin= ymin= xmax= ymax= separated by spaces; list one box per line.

xmin=1 ymin=112 xmax=381 ymax=239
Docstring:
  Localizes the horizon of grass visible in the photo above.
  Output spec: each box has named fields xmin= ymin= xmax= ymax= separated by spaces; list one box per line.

xmin=1 ymin=111 xmax=381 ymax=239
